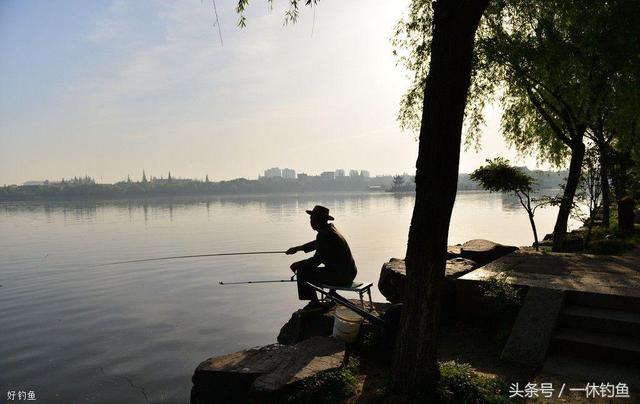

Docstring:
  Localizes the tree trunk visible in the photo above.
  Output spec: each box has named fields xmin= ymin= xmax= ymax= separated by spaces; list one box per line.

xmin=598 ymin=140 xmax=611 ymax=228
xmin=611 ymin=148 xmax=631 ymax=201
xmin=528 ymin=212 xmax=539 ymax=251
xmin=552 ymin=137 xmax=585 ymax=252
xmin=391 ymin=0 xmax=488 ymax=396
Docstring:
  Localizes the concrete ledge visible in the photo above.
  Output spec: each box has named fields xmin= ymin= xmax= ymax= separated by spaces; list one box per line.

xmin=501 ymin=287 xmax=565 ymax=366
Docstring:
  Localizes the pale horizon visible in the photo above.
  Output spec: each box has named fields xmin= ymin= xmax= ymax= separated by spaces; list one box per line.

xmin=0 ymin=0 xmax=551 ymax=186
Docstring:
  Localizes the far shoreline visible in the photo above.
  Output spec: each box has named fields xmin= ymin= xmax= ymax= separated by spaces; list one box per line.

xmin=0 ymin=188 xmax=566 ymax=205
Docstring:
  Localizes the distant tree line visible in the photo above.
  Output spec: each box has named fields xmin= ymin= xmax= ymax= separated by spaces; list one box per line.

xmin=2 ymin=168 xmax=572 ymax=202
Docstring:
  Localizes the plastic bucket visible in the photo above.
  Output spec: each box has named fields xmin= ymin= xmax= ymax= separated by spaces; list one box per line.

xmin=332 ymin=305 xmax=363 ymax=342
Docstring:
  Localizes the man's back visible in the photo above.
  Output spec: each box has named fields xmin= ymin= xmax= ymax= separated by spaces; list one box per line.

xmin=315 ymin=224 xmax=357 ymax=277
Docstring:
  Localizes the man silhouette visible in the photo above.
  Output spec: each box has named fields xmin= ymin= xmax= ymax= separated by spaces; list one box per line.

xmin=286 ymin=205 xmax=357 ymax=308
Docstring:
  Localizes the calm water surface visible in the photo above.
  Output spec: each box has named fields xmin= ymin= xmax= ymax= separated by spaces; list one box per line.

xmin=0 ymin=192 xmax=577 ymax=403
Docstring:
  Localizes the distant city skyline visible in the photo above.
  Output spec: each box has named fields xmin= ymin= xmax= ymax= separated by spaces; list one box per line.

xmin=17 ymin=163 xmax=559 ymax=186
xmin=1 ymin=1 xmax=550 ymax=186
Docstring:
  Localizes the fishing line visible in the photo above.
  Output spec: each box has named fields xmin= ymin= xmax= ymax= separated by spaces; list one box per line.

xmin=96 ymin=250 xmax=287 ymax=267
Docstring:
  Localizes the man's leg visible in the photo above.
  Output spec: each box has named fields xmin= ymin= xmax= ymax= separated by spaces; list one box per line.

xmin=291 ymin=259 xmax=319 ymax=301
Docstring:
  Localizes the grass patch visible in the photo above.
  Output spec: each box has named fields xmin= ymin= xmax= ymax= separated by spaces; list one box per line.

xmin=283 ymin=358 xmax=359 ymax=403
xmin=585 ymin=238 xmax=636 ymax=255
xmin=436 ymin=361 xmax=509 ymax=403
xmin=586 ymin=222 xmax=640 ymax=254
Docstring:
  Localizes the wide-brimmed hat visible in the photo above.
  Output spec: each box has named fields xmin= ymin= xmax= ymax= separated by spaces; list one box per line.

xmin=305 ymin=205 xmax=334 ymax=221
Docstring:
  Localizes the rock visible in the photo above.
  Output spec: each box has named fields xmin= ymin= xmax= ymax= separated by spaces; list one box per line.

xmin=377 ymin=258 xmax=479 ymax=306
xmin=377 ymin=258 xmax=406 ymax=304
xmin=191 ymin=336 xmax=345 ymax=403
xmin=460 ymin=239 xmax=518 ymax=265
xmin=251 ymin=337 xmax=345 ymax=397
xmin=445 ymin=257 xmax=479 ymax=278
xmin=446 ymin=245 xmax=462 ymax=259
xmin=277 ymin=308 xmax=335 ymax=345
xmin=278 ymin=300 xmax=390 ymax=345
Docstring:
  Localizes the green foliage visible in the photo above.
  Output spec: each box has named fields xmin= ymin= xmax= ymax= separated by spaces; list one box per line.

xmin=391 ymin=0 xmax=434 ymax=136
xmin=392 ymin=175 xmax=405 ymax=187
xmin=480 ymin=273 xmax=523 ymax=314
xmin=471 ymin=158 xmax=546 ymax=249
xmin=436 ymin=361 xmax=509 ymax=403
xmin=470 ymin=158 xmax=533 ymax=194
xmin=480 ymin=273 xmax=523 ymax=348
xmin=236 ymin=0 xmax=317 ymax=27
xmin=284 ymin=358 xmax=359 ymax=404
xmin=389 ymin=174 xmax=415 ymax=193
xmin=394 ymin=0 xmax=640 ymax=167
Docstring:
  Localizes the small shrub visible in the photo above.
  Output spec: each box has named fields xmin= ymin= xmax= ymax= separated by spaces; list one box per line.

xmin=284 ymin=358 xmax=360 ymax=403
xmin=436 ymin=361 xmax=509 ymax=403
xmin=480 ymin=273 xmax=523 ymax=313
xmin=480 ymin=274 xmax=523 ymax=347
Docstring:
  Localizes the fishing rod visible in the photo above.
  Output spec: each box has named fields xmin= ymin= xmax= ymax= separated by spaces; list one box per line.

xmin=219 ymin=274 xmax=296 ymax=285
xmin=96 ymin=250 xmax=287 ymax=266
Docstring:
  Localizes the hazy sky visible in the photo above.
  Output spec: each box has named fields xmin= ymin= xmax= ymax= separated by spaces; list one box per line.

xmin=0 ymin=0 xmax=545 ymax=185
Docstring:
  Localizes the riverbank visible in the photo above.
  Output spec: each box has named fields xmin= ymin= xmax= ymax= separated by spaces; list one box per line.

xmin=191 ymin=234 xmax=640 ymax=403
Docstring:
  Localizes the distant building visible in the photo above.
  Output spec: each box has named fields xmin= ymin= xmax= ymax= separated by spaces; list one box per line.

xmin=264 ymin=167 xmax=282 ymax=178
xmin=297 ymin=173 xmax=309 ymax=180
xmin=282 ymin=168 xmax=296 ymax=179
xmin=335 ymin=169 xmax=345 ymax=177
xmin=23 ymin=180 xmax=47 ymax=186
xmin=349 ymin=169 xmax=360 ymax=177
xmin=320 ymin=171 xmax=335 ymax=180
xmin=360 ymin=170 xmax=370 ymax=178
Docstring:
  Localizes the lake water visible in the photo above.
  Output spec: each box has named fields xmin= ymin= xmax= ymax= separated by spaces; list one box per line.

xmin=0 ymin=191 xmax=578 ymax=403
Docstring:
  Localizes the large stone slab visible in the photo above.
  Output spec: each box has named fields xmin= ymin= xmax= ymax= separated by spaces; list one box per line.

xmin=460 ymin=239 xmax=518 ymax=265
xmin=501 ymin=287 xmax=565 ymax=366
xmin=191 ymin=336 xmax=345 ymax=403
xmin=252 ymin=337 xmax=345 ymax=396
xmin=459 ymin=250 xmax=640 ymax=298
xmin=378 ymin=257 xmax=479 ymax=306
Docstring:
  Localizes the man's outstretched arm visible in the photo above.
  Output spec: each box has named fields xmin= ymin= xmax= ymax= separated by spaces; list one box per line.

xmin=286 ymin=240 xmax=317 ymax=255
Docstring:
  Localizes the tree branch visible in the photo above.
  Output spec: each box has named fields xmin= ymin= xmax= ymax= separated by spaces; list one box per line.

xmin=525 ymin=86 xmax=573 ymax=146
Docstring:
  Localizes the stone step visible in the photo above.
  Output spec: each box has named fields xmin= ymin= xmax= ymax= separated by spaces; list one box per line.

xmin=565 ymin=291 xmax=640 ymax=312
xmin=550 ymin=328 xmax=640 ymax=365
xmin=561 ymin=305 xmax=640 ymax=338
